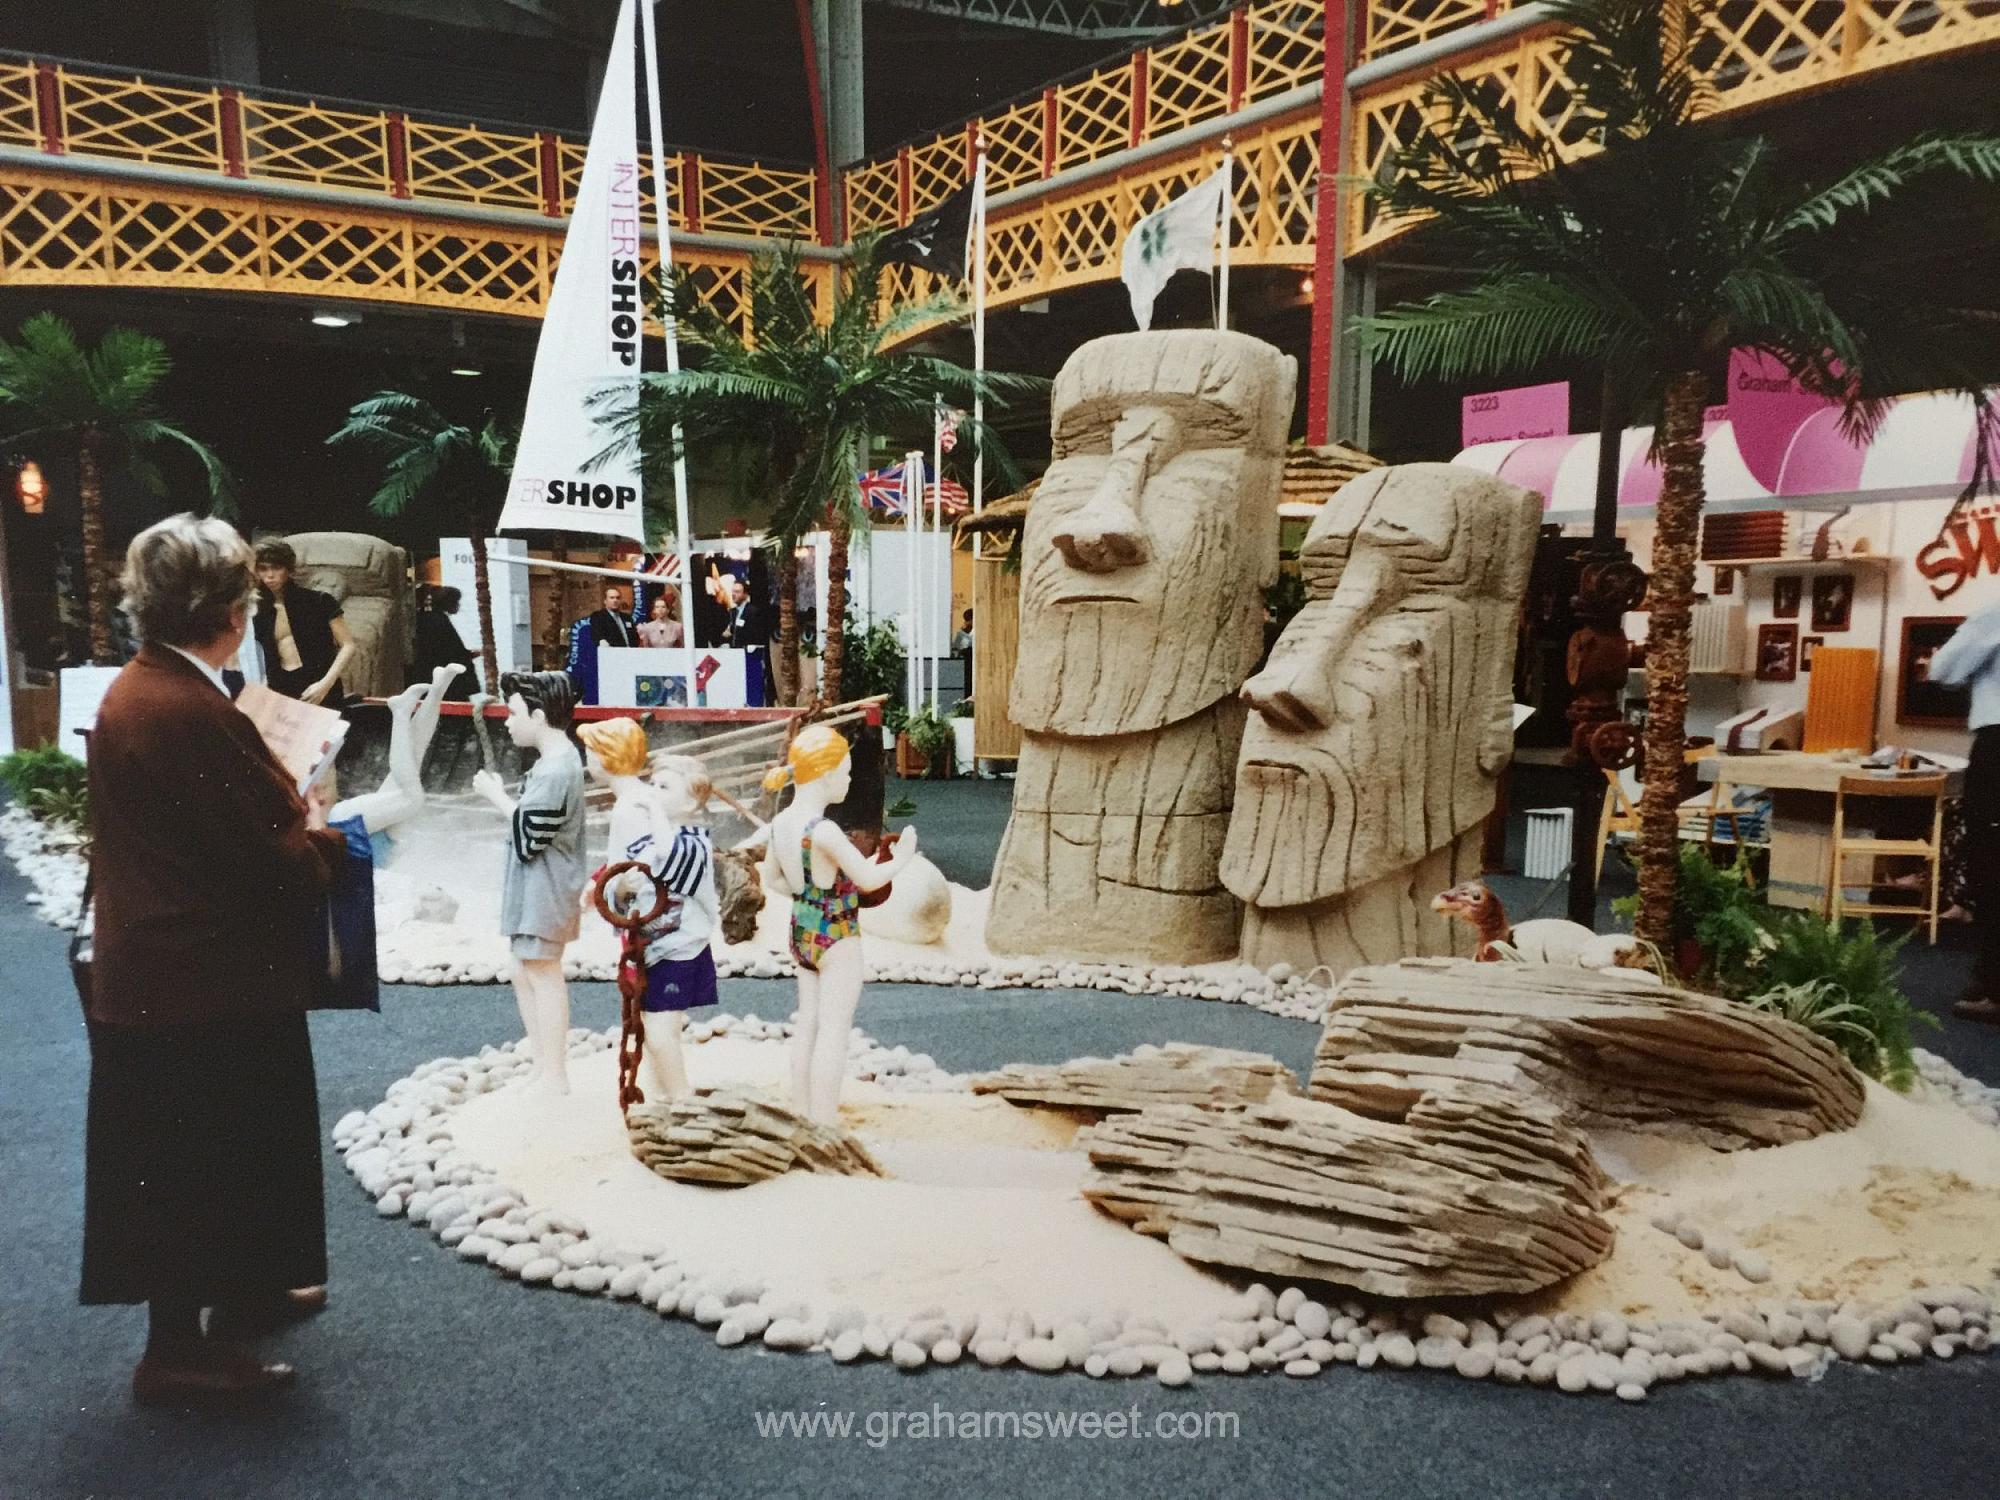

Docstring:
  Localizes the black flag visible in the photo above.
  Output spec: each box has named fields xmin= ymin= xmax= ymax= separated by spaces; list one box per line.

xmin=876 ymin=182 xmax=975 ymax=278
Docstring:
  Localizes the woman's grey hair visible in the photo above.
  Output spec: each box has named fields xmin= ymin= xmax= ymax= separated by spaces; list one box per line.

xmin=120 ymin=513 xmax=255 ymax=648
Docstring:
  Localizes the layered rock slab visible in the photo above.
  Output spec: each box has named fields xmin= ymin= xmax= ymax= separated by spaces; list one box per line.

xmin=1079 ymin=1081 xmax=1612 ymax=1297
xmin=970 ymin=1042 xmax=1295 ymax=1115
xmin=1313 ymin=959 xmax=1866 ymax=1150
xmin=628 ymin=1089 xmax=885 ymax=1187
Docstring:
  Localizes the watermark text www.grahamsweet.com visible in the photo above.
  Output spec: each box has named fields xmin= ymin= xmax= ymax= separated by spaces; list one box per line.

xmin=755 ymin=1403 xmax=1241 ymax=1449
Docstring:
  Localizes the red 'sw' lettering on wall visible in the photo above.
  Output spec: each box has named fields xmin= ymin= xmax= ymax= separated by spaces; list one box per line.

xmin=1916 ymin=503 xmax=2000 ymax=601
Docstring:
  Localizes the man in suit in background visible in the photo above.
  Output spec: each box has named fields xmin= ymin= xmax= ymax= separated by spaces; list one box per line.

xmin=587 ymin=586 xmax=636 ymax=653
xmin=718 ymin=577 xmax=770 ymax=705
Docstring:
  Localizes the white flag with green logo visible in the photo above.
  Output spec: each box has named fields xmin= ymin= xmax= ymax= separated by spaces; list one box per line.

xmin=1120 ymin=166 xmax=1229 ymax=332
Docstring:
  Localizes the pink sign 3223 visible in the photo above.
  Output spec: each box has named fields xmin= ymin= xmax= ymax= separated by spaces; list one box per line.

xmin=1461 ymin=380 xmax=1570 ymax=448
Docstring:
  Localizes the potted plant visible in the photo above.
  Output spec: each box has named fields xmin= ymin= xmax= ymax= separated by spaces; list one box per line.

xmin=898 ymin=705 xmax=955 ymax=779
xmin=948 ymin=697 xmax=976 ymax=777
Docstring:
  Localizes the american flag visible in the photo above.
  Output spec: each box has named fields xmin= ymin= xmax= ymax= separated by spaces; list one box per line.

xmin=925 ymin=478 xmax=970 ymax=515
xmin=640 ymin=552 xmax=682 ymax=581
xmin=938 ymin=407 xmax=963 ymax=453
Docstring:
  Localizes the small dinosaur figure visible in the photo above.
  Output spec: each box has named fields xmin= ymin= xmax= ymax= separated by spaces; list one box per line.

xmin=1431 ymin=882 xmax=1653 ymax=975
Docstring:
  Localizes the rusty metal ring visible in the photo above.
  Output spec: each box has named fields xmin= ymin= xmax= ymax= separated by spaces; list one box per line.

xmin=591 ymin=860 xmax=671 ymax=930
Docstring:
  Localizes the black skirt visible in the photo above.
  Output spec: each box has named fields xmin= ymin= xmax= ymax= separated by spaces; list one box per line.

xmin=81 ymin=1010 xmax=327 ymax=1306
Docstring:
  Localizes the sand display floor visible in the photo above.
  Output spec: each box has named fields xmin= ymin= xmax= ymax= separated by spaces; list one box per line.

xmin=338 ymin=1012 xmax=2000 ymax=1396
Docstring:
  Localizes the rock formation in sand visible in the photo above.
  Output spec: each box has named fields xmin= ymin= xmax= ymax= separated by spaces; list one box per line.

xmin=971 ymin=1043 xmax=1295 ymax=1114
xmin=627 ymin=1089 xmax=885 ymax=1186
xmin=986 ymin=330 xmax=1295 ymax=966
xmin=1220 ymin=465 xmax=1540 ymax=977
xmin=860 ymin=852 xmax=953 ymax=946
xmin=1312 ymin=959 xmax=1866 ymax=1150
xmin=1080 ymin=1080 xmax=1613 ymax=1297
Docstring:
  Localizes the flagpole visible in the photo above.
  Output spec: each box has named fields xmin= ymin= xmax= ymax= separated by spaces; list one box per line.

xmin=971 ymin=141 xmax=987 ymax=575
xmin=639 ymin=0 xmax=702 ymax=705
xmin=1217 ymin=137 xmax=1233 ymax=333
xmin=930 ymin=393 xmax=945 ymax=715
xmin=903 ymin=454 xmax=919 ymax=716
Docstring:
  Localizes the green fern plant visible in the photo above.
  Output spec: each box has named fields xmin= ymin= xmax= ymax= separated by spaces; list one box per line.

xmin=26 ymin=783 xmax=89 ymax=830
xmin=0 ymin=747 xmax=87 ymax=809
xmin=1753 ymin=913 xmax=1932 ymax=1088
xmin=1742 ymin=978 xmax=1883 ymax=1071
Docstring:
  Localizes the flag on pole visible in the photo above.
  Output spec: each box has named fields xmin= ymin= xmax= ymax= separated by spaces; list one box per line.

xmin=859 ymin=462 xmax=911 ymax=515
xmin=938 ymin=407 xmax=963 ymax=453
xmin=1120 ymin=164 xmax=1230 ymax=333
xmin=498 ymin=0 xmax=645 ymax=540
xmin=925 ymin=478 xmax=971 ymax=515
xmin=877 ymin=182 xmax=976 ymax=279
xmin=641 ymin=551 xmax=682 ymax=581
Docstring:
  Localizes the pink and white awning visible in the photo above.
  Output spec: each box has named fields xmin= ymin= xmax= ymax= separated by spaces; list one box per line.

xmin=1454 ymin=390 xmax=1991 ymax=518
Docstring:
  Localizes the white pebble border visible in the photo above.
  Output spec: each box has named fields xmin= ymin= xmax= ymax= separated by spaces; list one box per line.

xmin=15 ymin=799 xmax=2000 ymax=1391
xmin=336 ymin=1014 xmax=2000 ymax=1397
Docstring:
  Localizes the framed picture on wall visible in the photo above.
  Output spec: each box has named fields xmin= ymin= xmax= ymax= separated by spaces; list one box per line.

xmin=1897 ymin=616 xmax=1971 ymax=728
xmin=1713 ymin=567 xmax=1736 ymax=597
xmin=1810 ymin=573 xmax=1854 ymax=632
xmin=1801 ymin=635 xmax=1823 ymax=671
xmin=1772 ymin=575 xmax=1802 ymax=618
xmin=1755 ymin=622 xmax=1799 ymax=682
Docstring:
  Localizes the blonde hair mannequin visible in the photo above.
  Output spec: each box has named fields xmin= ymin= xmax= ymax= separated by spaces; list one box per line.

xmin=763 ymin=726 xmax=917 ymax=1123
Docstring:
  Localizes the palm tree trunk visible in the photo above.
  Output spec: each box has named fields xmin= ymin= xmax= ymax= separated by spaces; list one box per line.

xmin=78 ymin=436 xmax=116 ymax=664
xmin=822 ymin=517 xmax=851 ymax=708
xmin=469 ymin=524 xmax=499 ymax=692
xmin=1632 ymin=369 xmax=1708 ymax=949
xmin=774 ymin=545 xmax=799 ymax=705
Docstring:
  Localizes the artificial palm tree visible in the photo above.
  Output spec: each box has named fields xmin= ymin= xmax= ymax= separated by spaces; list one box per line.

xmin=608 ymin=236 xmax=1043 ymax=704
xmin=1353 ymin=0 xmax=2000 ymax=948
xmin=0 ymin=314 xmax=233 ymax=663
xmin=328 ymin=393 xmax=515 ymax=689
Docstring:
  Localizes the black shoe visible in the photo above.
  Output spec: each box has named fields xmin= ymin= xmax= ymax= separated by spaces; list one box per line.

xmin=206 ymin=1286 xmax=328 ymax=1341
xmin=133 ymin=1346 xmax=296 ymax=1407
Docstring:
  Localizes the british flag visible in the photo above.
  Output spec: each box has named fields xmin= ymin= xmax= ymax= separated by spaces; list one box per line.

xmin=858 ymin=462 xmax=910 ymax=515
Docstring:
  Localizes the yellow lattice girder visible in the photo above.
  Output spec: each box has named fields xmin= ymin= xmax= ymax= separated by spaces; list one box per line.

xmin=1361 ymin=0 xmax=1499 ymax=63
xmin=843 ymin=159 xmax=901 ymax=238
xmin=404 ymin=118 xmax=542 ymax=211
xmin=0 ymin=164 xmax=819 ymax=336
xmin=0 ymin=61 xmax=39 ymax=150
xmin=241 ymin=97 xmax=392 ymax=195
xmin=1347 ymin=0 xmax=2000 ymax=254
xmin=54 ymin=67 xmax=226 ymax=173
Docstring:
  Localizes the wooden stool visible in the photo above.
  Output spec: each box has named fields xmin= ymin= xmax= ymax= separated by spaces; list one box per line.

xmin=1826 ymin=774 xmax=1946 ymax=943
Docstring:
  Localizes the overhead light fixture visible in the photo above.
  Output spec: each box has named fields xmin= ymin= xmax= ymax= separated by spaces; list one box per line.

xmin=311 ymin=311 xmax=355 ymax=328
xmin=449 ymin=366 xmax=482 ymax=377
xmin=1299 ymin=274 xmax=1315 ymax=301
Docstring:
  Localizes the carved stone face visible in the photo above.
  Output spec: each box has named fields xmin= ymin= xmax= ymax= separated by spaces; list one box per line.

xmin=1011 ymin=332 xmax=1295 ymax=738
xmin=1221 ymin=465 xmax=1539 ymax=909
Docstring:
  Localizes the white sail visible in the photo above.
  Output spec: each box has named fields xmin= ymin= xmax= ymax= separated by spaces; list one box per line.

xmin=498 ymin=0 xmax=645 ymax=541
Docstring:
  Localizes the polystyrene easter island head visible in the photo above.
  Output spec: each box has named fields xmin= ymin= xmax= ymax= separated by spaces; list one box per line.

xmin=1220 ymin=463 xmax=1540 ymax=977
xmin=987 ymin=330 xmax=1294 ymax=966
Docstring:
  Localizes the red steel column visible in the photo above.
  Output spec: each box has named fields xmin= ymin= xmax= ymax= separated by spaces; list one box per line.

xmin=680 ymin=155 xmax=702 ymax=234
xmin=1041 ymin=87 xmax=1057 ymax=176
xmin=1130 ymin=50 xmax=1149 ymax=147
xmin=896 ymin=145 xmax=912 ymax=224
xmin=792 ymin=0 xmax=836 ymax=244
xmin=1306 ymin=1 xmax=1354 ymax=445
xmin=386 ymin=111 xmax=411 ymax=198
xmin=537 ymin=132 xmax=562 ymax=217
xmin=1228 ymin=6 xmax=1249 ymax=111
xmin=34 ymin=62 xmax=63 ymax=155
xmin=219 ymin=87 xmax=247 ymax=177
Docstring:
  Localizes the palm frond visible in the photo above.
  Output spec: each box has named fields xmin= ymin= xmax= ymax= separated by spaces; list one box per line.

xmin=1353 ymin=273 xmax=1638 ymax=384
xmin=1776 ymin=133 xmax=2000 ymax=241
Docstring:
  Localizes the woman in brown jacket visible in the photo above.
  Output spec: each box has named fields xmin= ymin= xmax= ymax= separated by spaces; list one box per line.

xmin=83 ymin=513 xmax=347 ymax=1406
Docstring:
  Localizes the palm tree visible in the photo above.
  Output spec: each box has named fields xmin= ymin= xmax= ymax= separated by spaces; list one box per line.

xmin=328 ymin=393 xmax=515 ymax=689
xmin=1352 ymin=0 xmax=2000 ymax=948
xmin=608 ymin=237 xmax=1043 ymax=704
xmin=0 ymin=314 xmax=233 ymax=663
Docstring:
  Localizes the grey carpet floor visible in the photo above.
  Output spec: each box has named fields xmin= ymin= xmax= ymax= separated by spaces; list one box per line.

xmin=4 ymin=780 xmax=1999 ymax=1499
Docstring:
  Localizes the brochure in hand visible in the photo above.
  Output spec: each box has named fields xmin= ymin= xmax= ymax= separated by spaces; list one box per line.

xmin=235 ymin=681 xmax=348 ymax=794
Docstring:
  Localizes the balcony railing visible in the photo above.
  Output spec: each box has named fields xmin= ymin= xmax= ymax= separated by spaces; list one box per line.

xmin=0 ymin=52 xmax=821 ymax=242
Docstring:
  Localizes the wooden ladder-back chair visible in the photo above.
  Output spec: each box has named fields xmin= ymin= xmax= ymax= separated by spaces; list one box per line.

xmin=1826 ymin=774 xmax=1947 ymax=943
